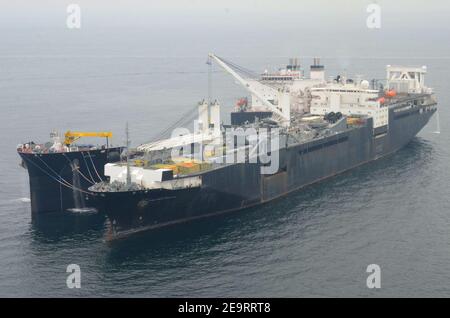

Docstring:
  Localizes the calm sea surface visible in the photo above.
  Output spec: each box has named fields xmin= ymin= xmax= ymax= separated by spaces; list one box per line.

xmin=0 ymin=27 xmax=449 ymax=297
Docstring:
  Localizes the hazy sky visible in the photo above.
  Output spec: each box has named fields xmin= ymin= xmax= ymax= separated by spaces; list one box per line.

xmin=1 ymin=0 xmax=449 ymax=60
xmin=1 ymin=0 xmax=449 ymax=30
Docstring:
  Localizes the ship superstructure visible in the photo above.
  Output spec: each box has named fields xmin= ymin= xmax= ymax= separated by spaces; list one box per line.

xmin=88 ymin=55 xmax=437 ymax=240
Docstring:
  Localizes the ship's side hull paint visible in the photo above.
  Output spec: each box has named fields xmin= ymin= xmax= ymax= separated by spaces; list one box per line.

xmin=99 ymin=105 xmax=436 ymax=239
xmin=19 ymin=147 xmax=122 ymax=215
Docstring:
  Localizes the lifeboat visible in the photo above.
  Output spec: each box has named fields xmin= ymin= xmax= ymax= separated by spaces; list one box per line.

xmin=235 ymin=97 xmax=248 ymax=111
xmin=385 ymin=90 xmax=397 ymax=98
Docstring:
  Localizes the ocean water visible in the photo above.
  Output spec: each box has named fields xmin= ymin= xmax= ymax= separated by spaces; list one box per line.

xmin=0 ymin=26 xmax=449 ymax=297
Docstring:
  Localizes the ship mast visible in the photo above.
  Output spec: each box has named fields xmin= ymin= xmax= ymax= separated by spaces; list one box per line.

xmin=125 ymin=122 xmax=131 ymax=186
xmin=207 ymin=55 xmax=212 ymax=107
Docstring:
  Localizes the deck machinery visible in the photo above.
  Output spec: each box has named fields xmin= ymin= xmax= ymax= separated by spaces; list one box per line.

xmin=17 ymin=131 xmax=122 ymax=214
xmin=84 ymin=55 xmax=436 ymax=239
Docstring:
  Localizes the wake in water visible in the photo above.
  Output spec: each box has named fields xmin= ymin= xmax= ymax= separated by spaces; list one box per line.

xmin=433 ymin=109 xmax=441 ymax=134
xmin=71 ymin=159 xmax=86 ymax=210
xmin=12 ymin=197 xmax=31 ymax=203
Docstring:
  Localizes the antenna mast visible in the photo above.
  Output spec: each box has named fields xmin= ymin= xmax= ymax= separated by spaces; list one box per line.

xmin=207 ymin=56 xmax=212 ymax=106
xmin=125 ymin=122 xmax=131 ymax=186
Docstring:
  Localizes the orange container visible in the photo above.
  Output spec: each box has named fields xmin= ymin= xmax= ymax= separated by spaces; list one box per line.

xmin=151 ymin=164 xmax=179 ymax=174
xmin=176 ymin=162 xmax=200 ymax=174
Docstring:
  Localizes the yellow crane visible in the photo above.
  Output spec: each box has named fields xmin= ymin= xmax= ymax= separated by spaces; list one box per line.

xmin=64 ymin=131 xmax=113 ymax=147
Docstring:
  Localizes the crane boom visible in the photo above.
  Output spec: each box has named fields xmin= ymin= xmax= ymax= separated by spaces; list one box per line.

xmin=208 ymin=53 xmax=290 ymax=124
xmin=64 ymin=131 xmax=112 ymax=146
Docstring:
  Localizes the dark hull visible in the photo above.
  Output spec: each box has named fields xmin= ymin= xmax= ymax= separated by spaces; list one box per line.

xmin=19 ymin=147 xmax=122 ymax=215
xmin=98 ymin=104 xmax=436 ymax=239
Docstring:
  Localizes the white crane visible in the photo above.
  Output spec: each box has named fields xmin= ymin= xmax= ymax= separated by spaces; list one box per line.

xmin=208 ymin=53 xmax=291 ymax=126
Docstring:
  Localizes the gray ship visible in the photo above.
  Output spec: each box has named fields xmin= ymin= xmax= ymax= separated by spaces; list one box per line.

xmin=89 ymin=55 xmax=437 ymax=240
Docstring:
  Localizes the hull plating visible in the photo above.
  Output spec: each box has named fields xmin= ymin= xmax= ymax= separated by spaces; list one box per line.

xmin=99 ymin=105 xmax=436 ymax=239
xmin=19 ymin=147 xmax=122 ymax=215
